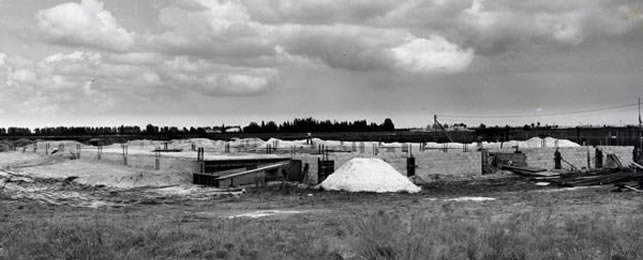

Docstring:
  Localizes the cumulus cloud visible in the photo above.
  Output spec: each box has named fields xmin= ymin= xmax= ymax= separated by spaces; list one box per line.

xmin=36 ymin=0 xmax=135 ymax=52
xmin=160 ymin=56 xmax=277 ymax=95
xmin=0 ymin=53 xmax=6 ymax=67
xmin=392 ymin=35 xmax=474 ymax=73
xmin=150 ymin=0 xmax=275 ymax=58
xmin=11 ymin=69 xmax=38 ymax=85
xmin=142 ymin=72 xmax=161 ymax=85
xmin=106 ymin=52 xmax=165 ymax=65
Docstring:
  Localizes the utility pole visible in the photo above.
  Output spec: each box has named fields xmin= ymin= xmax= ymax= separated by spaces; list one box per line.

xmin=433 ymin=114 xmax=454 ymax=142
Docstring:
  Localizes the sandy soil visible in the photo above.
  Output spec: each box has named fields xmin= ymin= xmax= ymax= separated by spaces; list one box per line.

xmin=0 ymin=152 xmax=45 ymax=168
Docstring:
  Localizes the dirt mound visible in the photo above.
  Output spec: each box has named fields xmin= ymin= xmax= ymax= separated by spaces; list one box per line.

xmin=13 ymin=138 xmax=34 ymax=148
xmin=0 ymin=152 xmax=43 ymax=168
xmin=0 ymin=141 xmax=13 ymax=152
xmin=319 ymin=158 xmax=421 ymax=193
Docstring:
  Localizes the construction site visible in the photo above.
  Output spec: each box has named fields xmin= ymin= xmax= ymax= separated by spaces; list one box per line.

xmin=1 ymin=127 xmax=643 ymax=259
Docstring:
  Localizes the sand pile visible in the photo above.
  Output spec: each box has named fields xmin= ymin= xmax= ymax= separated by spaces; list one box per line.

xmin=319 ymin=158 xmax=421 ymax=193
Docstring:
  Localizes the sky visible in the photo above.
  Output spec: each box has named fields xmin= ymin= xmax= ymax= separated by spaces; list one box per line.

xmin=1 ymin=0 xmax=642 ymax=129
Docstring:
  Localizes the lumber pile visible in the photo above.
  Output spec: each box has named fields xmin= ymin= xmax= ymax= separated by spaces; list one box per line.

xmin=501 ymin=165 xmax=549 ymax=177
xmin=557 ymin=172 xmax=643 ymax=187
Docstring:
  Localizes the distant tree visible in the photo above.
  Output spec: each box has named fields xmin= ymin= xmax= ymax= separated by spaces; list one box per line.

xmin=243 ymin=122 xmax=261 ymax=133
xmin=8 ymin=127 xmax=31 ymax=135
xmin=145 ymin=124 xmax=158 ymax=134
xmin=381 ymin=118 xmax=395 ymax=131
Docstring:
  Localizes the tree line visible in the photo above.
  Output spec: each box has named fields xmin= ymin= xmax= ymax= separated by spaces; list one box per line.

xmin=0 ymin=118 xmax=396 ymax=136
xmin=242 ymin=118 xmax=395 ymax=133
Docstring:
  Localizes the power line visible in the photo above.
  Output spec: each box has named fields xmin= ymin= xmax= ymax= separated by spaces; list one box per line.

xmin=438 ymin=103 xmax=639 ymax=119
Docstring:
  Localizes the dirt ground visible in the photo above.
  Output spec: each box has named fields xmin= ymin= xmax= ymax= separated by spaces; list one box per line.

xmin=2 ymin=167 xmax=641 ymax=222
xmin=1 ymin=150 xmax=641 ymax=219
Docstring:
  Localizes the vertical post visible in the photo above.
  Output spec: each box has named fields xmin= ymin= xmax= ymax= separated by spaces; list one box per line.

xmin=639 ymin=97 xmax=642 ymax=160
xmin=97 ymin=145 xmax=102 ymax=160
xmin=596 ymin=147 xmax=603 ymax=169
xmin=122 ymin=144 xmax=128 ymax=166
xmin=196 ymin=147 xmax=205 ymax=173
xmin=155 ymin=147 xmax=160 ymax=170
xmin=554 ymin=149 xmax=562 ymax=170
xmin=587 ymin=149 xmax=591 ymax=169
xmin=406 ymin=156 xmax=415 ymax=177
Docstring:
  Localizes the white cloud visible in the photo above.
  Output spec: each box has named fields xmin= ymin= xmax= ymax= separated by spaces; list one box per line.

xmin=227 ymin=74 xmax=268 ymax=91
xmin=160 ymin=56 xmax=278 ymax=96
xmin=0 ymin=53 xmax=6 ymax=67
xmin=392 ymin=35 xmax=474 ymax=73
xmin=551 ymin=24 xmax=584 ymax=45
xmin=42 ymin=51 xmax=102 ymax=66
xmin=11 ymin=69 xmax=38 ymax=84
xmin=106 ymin=52 xmax=164 ymax=65
xmin=36 ymin=0 xmax=135 ymax=52
xmin=142 ymin=72 xmax=161 ymax=84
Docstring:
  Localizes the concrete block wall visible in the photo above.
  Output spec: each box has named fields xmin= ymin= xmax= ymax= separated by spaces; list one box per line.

xmin=597 ymin=146 xmax=634 ymax=167
xmin=78 ymin=151 xmax=197 ymax=172
xmin=292 ymin=149 xmax=482 ymax=184
xmin=415 ymin=151 xmax=481 ymax=177
xmin=524 ymin=147 xmax=591 ymax=170
xmin=490 ymin=146 xmax=634 ymax=170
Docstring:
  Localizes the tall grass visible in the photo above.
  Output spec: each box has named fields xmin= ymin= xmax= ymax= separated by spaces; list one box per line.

xmin=350 ymin=209 xmax=643 ymax=260
xmin=1 ymin=207 xmax=642 ymax=260
xmin=0 ymin=212 xmax=337 ymax=260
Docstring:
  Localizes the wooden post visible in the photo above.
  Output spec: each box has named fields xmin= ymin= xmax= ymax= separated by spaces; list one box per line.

xmin=406 ymin=156 xmax=415 ymax=177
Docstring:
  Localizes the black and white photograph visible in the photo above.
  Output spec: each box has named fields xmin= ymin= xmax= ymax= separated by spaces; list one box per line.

xmin=1 ymin=0 xmax=643 ymax=259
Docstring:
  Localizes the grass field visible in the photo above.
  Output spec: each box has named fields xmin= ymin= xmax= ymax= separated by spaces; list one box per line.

xmin=2 ymin=179 xmax=642 ymax=260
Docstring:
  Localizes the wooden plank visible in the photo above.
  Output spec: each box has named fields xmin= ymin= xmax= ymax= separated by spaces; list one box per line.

xmin=216 ymin=161 xmax=289 ymax=180
xmin=560 ymin=158 xmax=578 ymax=171
xmin=624 ymin=185 xmax=642 ymax=192
xmin=632 ymin=161 xmax=643 ymax=170
xmin=502 ymin=165 xmax=547 ymax=173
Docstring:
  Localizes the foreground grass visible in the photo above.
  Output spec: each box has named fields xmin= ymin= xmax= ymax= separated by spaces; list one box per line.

xmin=1 ymin=204 xmax=642 ymax=260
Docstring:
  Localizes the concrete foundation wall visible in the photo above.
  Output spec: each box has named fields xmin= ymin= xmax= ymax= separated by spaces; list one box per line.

xmin=78 ymin=151 xmax=197 ymax=172
xmin=489 ymin=146 xmax=634 ymax=170
xmin=293 ymin=149 xmax=482 ymax=184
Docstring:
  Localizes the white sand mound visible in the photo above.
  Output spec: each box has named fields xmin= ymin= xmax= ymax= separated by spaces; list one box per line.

xmin=319 ymin=158 xmax=421 ymax=193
